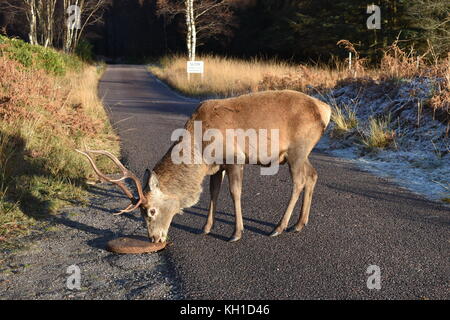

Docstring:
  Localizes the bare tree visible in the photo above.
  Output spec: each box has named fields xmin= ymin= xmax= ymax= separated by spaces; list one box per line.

xmin=38 ymin=0 xmax=57 ymax=47
xmin=0 ymin=0 xmax=50 ymax=45
xmin=62 ymin=0 xmax=111 ymax=53
xmin=0 ymin=0 xmax=110 ymax=51
xmin=25 ymin=0 xmax=37 ymax=44
xmin=157 ymin=0 xmax=236 ymax=60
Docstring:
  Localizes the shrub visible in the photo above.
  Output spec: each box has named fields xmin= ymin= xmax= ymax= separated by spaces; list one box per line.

xmin=360 ymin=116 xmax=396 ymax=150
xmin=330 ymin=104 xmax=358 ymax=137
xmin=75 ymin=39 xmax=94 ymax=62
xmin=0 ymin=35 xmax=83 ymax=76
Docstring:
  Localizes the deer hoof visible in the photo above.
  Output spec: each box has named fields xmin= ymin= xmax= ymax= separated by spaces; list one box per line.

xmin=293 ymin=224 xmax=306 ymax=232
xmin=228 ymin=235 xmax=241 ymax=242
xmin=203 ymin=221 xmax=214 ymax=234
xmin=269 ymin=230 xmax=281 ymax=237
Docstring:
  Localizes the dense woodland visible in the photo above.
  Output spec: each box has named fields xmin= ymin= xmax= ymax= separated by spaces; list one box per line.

xmin=0 ymin=0 xmax=449 ymax=62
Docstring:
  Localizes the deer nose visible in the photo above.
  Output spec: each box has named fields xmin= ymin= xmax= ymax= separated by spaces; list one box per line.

xmin=147 ymin=229 xmax=154 ymax=242
xmin=151 ymin=236 xmax=161 ymax=243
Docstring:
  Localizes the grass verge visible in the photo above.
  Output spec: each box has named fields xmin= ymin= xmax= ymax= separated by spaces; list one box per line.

xmin=0 ymin=36 xmax=119 ymax=243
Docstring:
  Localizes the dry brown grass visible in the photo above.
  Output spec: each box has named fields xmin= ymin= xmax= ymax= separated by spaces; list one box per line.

xmin=257 ymin=64 xmax=350 ymax=93
xmin=0 ymin=58 xmax=105 ymax=137
xmin=428 ymin=53 xmax=450 ymax=123
xmin=378 ymin=41 xmax=426 ymax=80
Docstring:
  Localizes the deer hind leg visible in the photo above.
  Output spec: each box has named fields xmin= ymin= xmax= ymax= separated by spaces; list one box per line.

xmin=270 ymin=156 xmax=306 ymax=237
xmin=294 ymin=159 xmax=317 ymax=232
xmin=203 ymin=170 xmax=225 ymax=234
xmin=226 ymin=164 xmax=244 ymax=242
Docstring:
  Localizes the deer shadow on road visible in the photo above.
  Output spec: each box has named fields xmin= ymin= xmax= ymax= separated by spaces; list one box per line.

xmin=170 ymin=206 xmax=276 ymax=242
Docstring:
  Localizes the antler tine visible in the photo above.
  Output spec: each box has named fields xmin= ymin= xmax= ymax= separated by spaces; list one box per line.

xmin=83 ymin=150 xmax=128 ymax=174
xmin=82 ymin=150 xmax=148 ymax=205
xmin=76 ymin=149 xmax=135 ymax=202
xmin=113 ymin=200 xmax=143 ymax=216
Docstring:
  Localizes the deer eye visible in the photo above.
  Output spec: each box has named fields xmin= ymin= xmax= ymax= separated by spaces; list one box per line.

xmin=148 ymin=208 xmax=156 ymax=217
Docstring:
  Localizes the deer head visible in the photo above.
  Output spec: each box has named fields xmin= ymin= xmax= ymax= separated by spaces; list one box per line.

xmin=76 ymin=149 xmax=179 ymax=243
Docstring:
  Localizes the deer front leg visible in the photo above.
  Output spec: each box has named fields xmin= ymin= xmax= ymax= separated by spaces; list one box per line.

xmin=226 ymin=164 xmax=244 ymax=242
xmin=203 ymin=170 xmax=225 ymax=234
xmin=270 ymin=159 xmax=306 ymax=237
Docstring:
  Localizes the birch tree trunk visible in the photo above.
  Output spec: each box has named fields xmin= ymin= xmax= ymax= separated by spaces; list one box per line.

xmin=63 ymin=0 xmax=81 ymax=53
xmin=42 ymin=0 xmax=57 ymax=47
xmin=20 ymin=0 xmax=57 ymax=47
xmin=26 ymin=0 xmax=38 ymax=45
xmin=157 ymin=0 xmax=233 ymax=62
xmin=189 ymin=0 xmax=196 ymax=61
xmin=62 ymin=0 xmax=109 ymax=53
xmin=185 ymin=0 xmax=193 ymax=60
xmin=184 ymin=0 xmax=197 ymax=61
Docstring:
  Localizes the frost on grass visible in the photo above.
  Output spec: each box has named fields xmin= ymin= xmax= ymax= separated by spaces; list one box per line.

xmin=315 ymin=77 xmax=449 ymax=203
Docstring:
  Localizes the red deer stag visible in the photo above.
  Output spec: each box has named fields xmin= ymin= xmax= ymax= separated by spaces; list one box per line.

xmin=77 ymin=90 xmax=331 ymax=242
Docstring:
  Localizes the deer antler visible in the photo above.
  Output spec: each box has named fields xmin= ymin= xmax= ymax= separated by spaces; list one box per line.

xmin=76 ymin=149 xmax=147 ymax=215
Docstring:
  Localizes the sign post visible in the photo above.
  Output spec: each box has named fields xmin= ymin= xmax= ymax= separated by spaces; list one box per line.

xmin=187 ymin=61 xmax=204 ymax=82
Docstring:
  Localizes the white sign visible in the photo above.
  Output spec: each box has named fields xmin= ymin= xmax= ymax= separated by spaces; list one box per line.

xmin=187 ymin=61 xmax=204 ymax=74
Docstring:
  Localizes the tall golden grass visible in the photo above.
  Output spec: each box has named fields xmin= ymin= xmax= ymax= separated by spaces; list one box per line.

xmin=150 ymin=55 xmax=301 ymax=97
xmin=150 ymin=54 xmax=358 ymax=97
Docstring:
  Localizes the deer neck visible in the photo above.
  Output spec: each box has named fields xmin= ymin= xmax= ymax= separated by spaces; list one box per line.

xmin=153 ymin=152 xmax=208 ymax=209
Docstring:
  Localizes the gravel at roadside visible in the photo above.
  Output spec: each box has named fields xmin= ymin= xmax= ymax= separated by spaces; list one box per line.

xmin=0 ymin=182 xmax=182 ymax=300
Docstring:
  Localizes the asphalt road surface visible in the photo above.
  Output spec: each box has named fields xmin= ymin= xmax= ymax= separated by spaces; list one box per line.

xmin=95 ymin=65 xmax=449 ymax=300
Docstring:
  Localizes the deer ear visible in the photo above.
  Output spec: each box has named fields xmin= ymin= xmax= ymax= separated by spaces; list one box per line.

xmin=143 ymin=169 xmax=151 ymax=190
xmin=149 ymin=171 xmax=160 ymax=190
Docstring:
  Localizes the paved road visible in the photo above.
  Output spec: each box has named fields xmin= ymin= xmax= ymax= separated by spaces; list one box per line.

xmin=100 ymin=65 xmax=449 ymax=299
